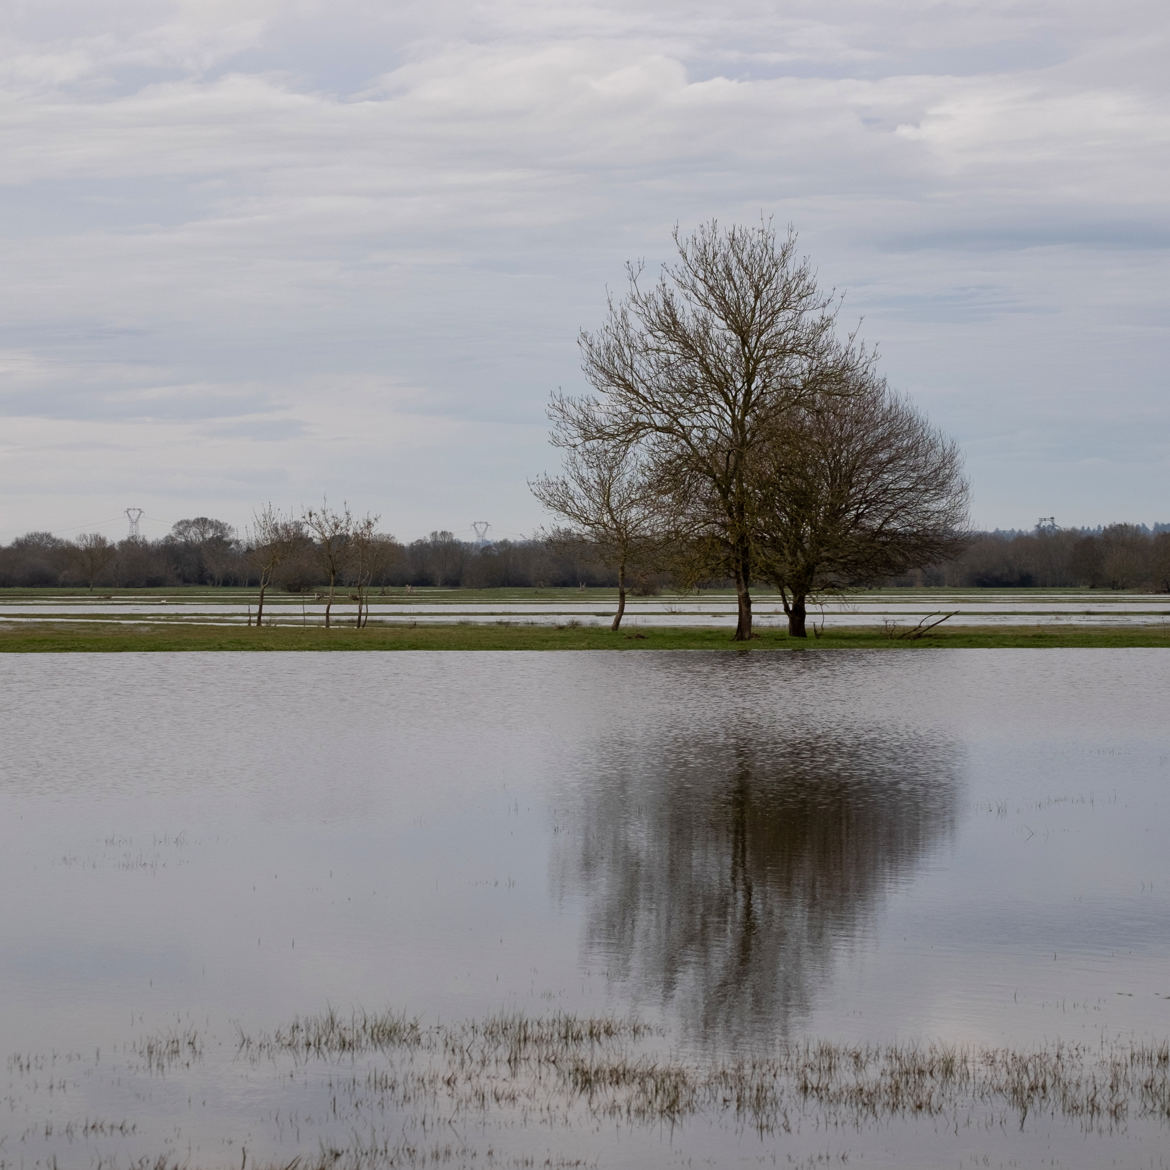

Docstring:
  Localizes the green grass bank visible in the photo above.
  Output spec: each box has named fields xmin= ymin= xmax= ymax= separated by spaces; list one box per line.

xmin=2 ymin=621 xmax=1169 ymax=652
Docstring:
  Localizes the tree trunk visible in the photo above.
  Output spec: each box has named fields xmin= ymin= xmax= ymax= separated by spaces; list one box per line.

xmin=734 ymin=583 xmax=752 ymax=641
xmin=255 ymin=583 xmax=266 ymax=627
xmin=786 ymin=592 xmax=807 ymax=637
xmin=779 ymin=583 xmax=810 ymax=638
xmin=733 ymin=548 xmax=753 ymax=640
xmin=611 ymin=561 xmax=627 ymax=631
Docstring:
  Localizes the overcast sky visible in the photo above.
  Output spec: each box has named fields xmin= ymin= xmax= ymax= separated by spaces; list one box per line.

xmin=1 ymin=0 xmax=1166 ymax=545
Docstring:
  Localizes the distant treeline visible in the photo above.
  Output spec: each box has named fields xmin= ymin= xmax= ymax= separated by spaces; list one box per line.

xmin=2 ymin=520 xmax=1169 ymax=592
xmin=940 ymin=524 xmax=1170 ymax=589
xmin=930 ymin=523 xmax=1170 ymax=590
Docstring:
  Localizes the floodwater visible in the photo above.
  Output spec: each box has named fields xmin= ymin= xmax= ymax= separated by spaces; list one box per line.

xmin=2 ymin=590 xmax=1169 ymax=628
xmin=1 ymin=650 xmax=1168 ymax=1168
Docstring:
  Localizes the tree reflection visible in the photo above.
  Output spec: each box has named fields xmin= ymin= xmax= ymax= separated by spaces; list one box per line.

xmin=556 ymin=728 xmax=960 ymax=1046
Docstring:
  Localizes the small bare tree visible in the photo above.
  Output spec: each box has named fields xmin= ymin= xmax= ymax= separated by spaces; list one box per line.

xmin=754 ymin=375 xmax=969 ymax=636
xmin=531 ymin=406 xmax=666 ymax=630
xmin=302 ymin=500 xmax=355 ymax=629
xmin=348 ymin=515 xmax=387 ymax=628
xmin=247 ymin=505 xmax=301 ymax=627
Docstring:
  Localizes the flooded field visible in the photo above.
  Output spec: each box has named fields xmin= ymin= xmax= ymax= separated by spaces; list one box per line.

xmin=1 ymin=650 xmax=1168 ymax=1167
xmin=2 ymin=587 xmax=1169 ymax=628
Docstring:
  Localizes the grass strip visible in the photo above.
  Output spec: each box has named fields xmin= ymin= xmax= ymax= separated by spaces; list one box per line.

xmin=2 ymin=620 xmax=1169 ymax=652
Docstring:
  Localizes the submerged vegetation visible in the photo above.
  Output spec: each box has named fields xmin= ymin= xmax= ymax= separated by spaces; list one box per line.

xmin=6 ymin=1008 xmax=1170 ymax=1168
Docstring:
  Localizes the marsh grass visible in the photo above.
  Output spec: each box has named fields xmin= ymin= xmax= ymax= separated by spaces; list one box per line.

xmin=236 ymin=1007 xmax=424 ymax=1059
xmin=134 ymin=1025 xmax=203 ymax=1074
xmin=225 ymin=1011 xmax=1170 ymax=1135
xmin=10 ymin=1011 xmax=1170 ymax=1168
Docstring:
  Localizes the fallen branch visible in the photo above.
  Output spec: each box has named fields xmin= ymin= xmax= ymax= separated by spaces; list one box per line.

xmin=898 ymin=611 xmax=958 ymax=640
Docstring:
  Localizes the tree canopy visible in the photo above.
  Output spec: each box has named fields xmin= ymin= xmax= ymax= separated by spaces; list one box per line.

xmin=754 ymin=374 xmax=969 ymax=635
xmin=537 ymin=219 xmax=966 ymax=638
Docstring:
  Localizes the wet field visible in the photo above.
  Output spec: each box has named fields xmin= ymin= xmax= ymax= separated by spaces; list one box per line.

xmin=2 ymin=587 xmax=1170 ymax=628
xmin=1 ymin=649 xmax=1168 ymax=1167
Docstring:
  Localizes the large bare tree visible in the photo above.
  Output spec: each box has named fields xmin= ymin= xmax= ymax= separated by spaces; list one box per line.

xmin=569 ymin=219 xmax=869 ymax=640
xmin=530 ymin=401 xmax=668 ymax=630
xmin=754 ymin=375 xmax=969 ymax=636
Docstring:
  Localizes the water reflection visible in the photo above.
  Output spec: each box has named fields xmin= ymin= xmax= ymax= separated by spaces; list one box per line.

xmin=559 ymin=726 xmax=960 ymax=1047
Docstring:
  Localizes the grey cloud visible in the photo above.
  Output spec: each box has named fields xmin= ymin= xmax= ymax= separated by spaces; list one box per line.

xmin=885 ymin=220 xmax=1170 ymax=253
xmin=200 ymin=417 xmax=307 ymax=441
xmin=863 ymin=286 xmax=1033 ymax=324
xmin=0 ymin=366 xmax=285 ymax=424
xmin=0 ymin=0 xmax=1166 ymax=537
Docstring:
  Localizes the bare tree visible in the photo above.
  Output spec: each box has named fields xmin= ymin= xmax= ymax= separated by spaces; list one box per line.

xmin=1152 ymin=532 xmax=1170 ymax=594
xmin=569 ymin=219 xmax=869 ymax=639
xmin=247 ymin=505 xmax=301 ymax=627
xmin=530 ymin=406 xmax=667 ymax=630
xmin=167 ymin=517 xmax=237 ymax=585
xmin=423 ymin=530 xmax=465 ymax=587
xmin=754 ymin=375 xmax=969 ymax=636
xmin=114 ymin=535 xmax=169 ymax=587
xmin=72 ymin=532 xmax=117 ymax=591
xmin=302 ymin=500 xmax=355 ymax=629
xmin=170 ymin=516 xmax=234 ymax=544
xmin=1100 ymin=523 xmax=1151 ymax=590
xmin=2 ymin=531 xmax=70 ymax=586
xmin=348 ymin=514 xmax=387 ymax=628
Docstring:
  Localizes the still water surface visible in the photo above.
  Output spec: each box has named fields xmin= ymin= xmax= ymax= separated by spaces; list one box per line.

xmin=1 ymin=651 xmax=1168 ymax=1167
